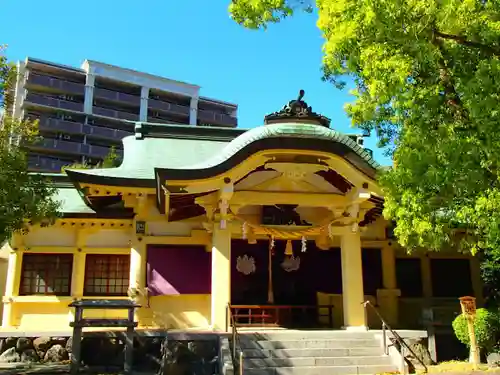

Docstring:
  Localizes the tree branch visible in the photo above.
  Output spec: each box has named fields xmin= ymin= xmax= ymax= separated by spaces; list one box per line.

xmin=430 ymin=29 xmax=472 ymax=127
xmin=433 ymin=29 xmax=500 ymax=56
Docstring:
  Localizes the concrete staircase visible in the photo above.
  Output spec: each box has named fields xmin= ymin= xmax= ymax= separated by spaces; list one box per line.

xmin=235 ymin=330 xmax=398 ymax=375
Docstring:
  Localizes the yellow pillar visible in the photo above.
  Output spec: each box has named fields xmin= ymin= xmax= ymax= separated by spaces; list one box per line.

xmin=130 ymin=239 xmax=147 ymax=323
xmin=470 ymin=257 xmax=483 ymax=306
xmin=210 ymin=225 xmax=231 ymax=331
xmin=341 ymin=230 xmax=367 ymax=329
xmin=377 ymin=244 xmax=401 ymax=326
xmin=71 ymin=252 xmax=86 ymax=298
xmin=130 ymin=239 xmax=146 ymax=291
xmin=2 ymin=250 xmax=22 ymax=327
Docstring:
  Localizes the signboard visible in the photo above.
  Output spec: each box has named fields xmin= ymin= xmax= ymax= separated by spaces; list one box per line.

xmin=136 ymin=221 xmax=146 ymax=235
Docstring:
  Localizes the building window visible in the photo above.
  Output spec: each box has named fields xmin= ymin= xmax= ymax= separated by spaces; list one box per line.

xmin=20 ymin=254 xmax=73 ymax=296
xmin=431 ymin=258 xmax=473 ymax=298
xmin=396 ymin=258 xmax=423 ymax=298
xmin=362 ymin=248 xmax=383 ymax=296
xmin=84 ymin=254 xmax=130 ymax=296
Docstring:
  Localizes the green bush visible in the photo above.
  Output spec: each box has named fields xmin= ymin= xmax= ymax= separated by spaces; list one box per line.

xmin=452 ymin=308 xmax=500 ymax=354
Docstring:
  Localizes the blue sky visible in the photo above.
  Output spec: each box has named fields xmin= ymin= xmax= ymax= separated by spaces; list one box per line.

xmin=1 ymin=0 xmax=391 ymax=165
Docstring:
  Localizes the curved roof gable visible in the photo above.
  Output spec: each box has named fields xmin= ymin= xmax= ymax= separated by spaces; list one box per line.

xmin=155 ymin=122 xmax=380 ymax=181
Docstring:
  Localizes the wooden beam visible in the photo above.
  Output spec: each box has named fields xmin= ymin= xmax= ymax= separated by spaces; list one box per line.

xmin=142 ymin=230 xmax=211 ymax=245
xmin=346 ymin=187 xmax=371 ymax=205
xmin=229 ymin=191 xmax=348 ymax=207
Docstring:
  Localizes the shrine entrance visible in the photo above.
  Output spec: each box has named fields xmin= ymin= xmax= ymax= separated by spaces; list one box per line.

xmin=230 ymin=239 xmax=339 ymax=329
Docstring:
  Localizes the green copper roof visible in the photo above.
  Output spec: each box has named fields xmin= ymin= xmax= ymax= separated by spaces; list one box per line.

xmin=183 ymin=123 xmax=380 ymax=171
xmin=65 ymin=136 xmax=231 ymax=187
xmin=66 ymin=121 xmax=380 ymax=187
xmin=153 ymin=123 xmax=380 ymax=183
xmin=55 ymin=186 xmax=94 ymax=214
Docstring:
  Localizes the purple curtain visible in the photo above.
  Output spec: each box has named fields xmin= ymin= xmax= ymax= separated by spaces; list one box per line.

xmin=231 ymin=240 xmax=269 ymax=304
xmin=146 ymin=245 xmax=211 ymax=295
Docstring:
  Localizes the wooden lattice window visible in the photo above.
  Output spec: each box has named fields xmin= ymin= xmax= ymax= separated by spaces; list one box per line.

xmin=84 ymin=254 xmax=130 ymax=296
xmin=20 ymin=253 xmax=73 ymax=296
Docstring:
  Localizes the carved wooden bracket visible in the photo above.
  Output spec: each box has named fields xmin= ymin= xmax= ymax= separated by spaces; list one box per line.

xmin=265 ymin=162 xmax=328 ymax=180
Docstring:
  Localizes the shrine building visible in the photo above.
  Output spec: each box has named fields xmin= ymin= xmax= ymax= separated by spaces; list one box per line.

xmin=0 ymin=93 xmax=482 ymax=333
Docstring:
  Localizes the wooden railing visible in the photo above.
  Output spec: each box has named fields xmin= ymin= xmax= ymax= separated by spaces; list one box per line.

xmin=229 ymin=304 xmax=334 ymax=328
xmin=227 ymin=304 xmax=244 ymax=375
xmin=363 ymin=300 xmax=428 ymax=374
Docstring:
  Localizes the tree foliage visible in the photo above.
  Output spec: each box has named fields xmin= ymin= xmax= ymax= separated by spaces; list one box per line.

xmin=229 ymin=0 xmax=500 ymax=254
xmin=0 ymin=46 xmax=16 ymax=110
xmin=61 ymin=146 xmax=121 ymax=172
xmin=229 ymin=0 xmax=313 ymax=29
xmin=452 ymin=308 xmax=500 ymax=354
xmin=0 ymin=46 xmax=59 ymax=242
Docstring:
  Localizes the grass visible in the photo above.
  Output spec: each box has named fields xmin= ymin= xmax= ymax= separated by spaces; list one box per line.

xmin=377 ymin=360 xmax=500 ymax=375
xmin=421 ymin=360 xmax=492 ymax=373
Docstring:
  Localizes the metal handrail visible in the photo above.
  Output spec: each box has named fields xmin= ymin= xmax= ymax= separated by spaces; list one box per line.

xmin=363 ymin=300 xmax=428 ymax=374
xmin=228 ymin=304 xmax=244 ymax=375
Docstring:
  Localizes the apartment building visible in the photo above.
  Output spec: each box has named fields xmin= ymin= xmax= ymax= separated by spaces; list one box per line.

xmin=9 ymin=58 xmax=238 ymax=172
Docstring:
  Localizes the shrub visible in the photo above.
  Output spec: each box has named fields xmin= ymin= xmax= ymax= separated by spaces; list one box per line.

xmin=452 ymin=308 xmax=500 ymax=354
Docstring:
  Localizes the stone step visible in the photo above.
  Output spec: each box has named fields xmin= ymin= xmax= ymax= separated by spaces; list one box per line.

xmin=239 ymin=331 xmax=377 ymax=341
xmin=243 ymin=355 xmax=392 ymax=368
xmin=241 ymin=347 xmax=385 ymax=359
xmin=243 ymin=364 xmax=397 ymax=375
xmin=239 ymin=339 xmax=381 ymax=350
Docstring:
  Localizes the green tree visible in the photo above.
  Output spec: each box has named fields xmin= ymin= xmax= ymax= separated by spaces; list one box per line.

xmin=61 ymin=145 xmax=120 ymax=172
xmin=0 ymin=45 xmax=59 ymax=241
xmin=101 ymin=145 xmax=120 ymax=168
xmin=229 ymin=0 xmax=500 ymax=255
xmin=452 ymin=308 xmax=500 ymax=355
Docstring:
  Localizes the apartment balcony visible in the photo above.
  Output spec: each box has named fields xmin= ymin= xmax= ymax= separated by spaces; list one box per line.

xmin=26 ymin=73 xmax=85 ymax=96
xmin=38 ymin=117 xmax=84 ymax=135
xmin=28 ymin=138 xmax=122 ymax=159
xmin=28 ymin=155 xmax=71 ymax=172
xmin=83 ymin=124 xmax=132 ymax=142
xmin=197 ymin=109 xmax=237 ymax=127
xmin=148 ymin=99 xmax=190 ymax=117
xmin=29 ymin=138 xmax=83 ymax=156
xmin=94 ymin=88 xmax=141 ymax=107
xmin=147 ymin=116 xmax=187 ymax=125
xmin=93 ymin=106 xmax=138 ymax=121
xmin=25 ymin=93 xmax=84 ymax=112
xmin=37 ymin=117 xmax=131 ymax=142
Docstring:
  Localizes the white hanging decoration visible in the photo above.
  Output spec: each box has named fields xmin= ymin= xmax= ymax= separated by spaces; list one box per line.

xmin=236 ymin=255 xmax=256 ymax=275
xmin=351 ymin=222 xmax=359 ymax=233
xmin=270 ymin=236 xmax=275 ymax=249
xmin=301 ymin=236 xmax=307 ymax=252
xmin=219 ymin=199 xmax=229 ymax=229
xmin=281 ymin=255 xmax=300 ymax=272
xmin=242 ymin=222 xmax=248 ymax=240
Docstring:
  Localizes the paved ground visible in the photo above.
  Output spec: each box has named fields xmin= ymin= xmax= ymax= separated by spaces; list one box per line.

xmin=0 ymin=363 xmax=154 ymax=375
xmin=2 ymin=363 xmax=500 ymax=375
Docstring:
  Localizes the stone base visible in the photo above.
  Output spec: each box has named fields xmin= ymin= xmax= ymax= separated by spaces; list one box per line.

xmin=342 ymin=326 xmax=369 ymax=331
xmin=0 ymin=334 xmax=220 ymax=374
xmin=0 ymin=336 xmax=70 ymax=364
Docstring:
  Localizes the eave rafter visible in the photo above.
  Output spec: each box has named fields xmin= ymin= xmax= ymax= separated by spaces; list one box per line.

xmin=80 ymin=183 xmax=155 ymax=197
xmin=55 ymin=218 xmax=133 ymax=230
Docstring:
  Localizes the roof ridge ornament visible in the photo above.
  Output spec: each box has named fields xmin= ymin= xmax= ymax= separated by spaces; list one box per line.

xmin=264 ymin=89 xmax=331 ymax=128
